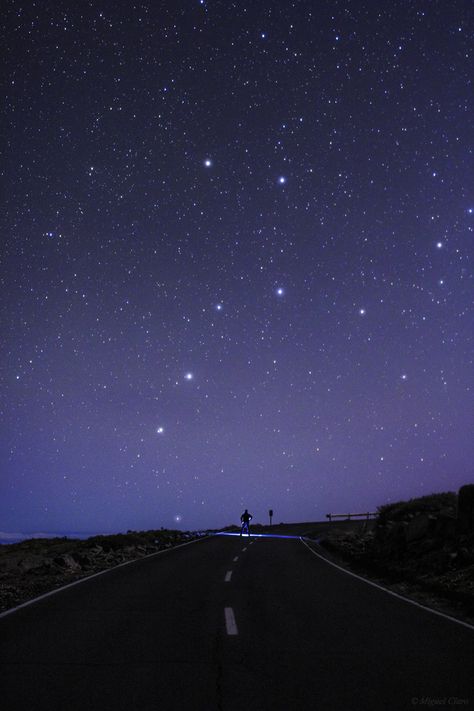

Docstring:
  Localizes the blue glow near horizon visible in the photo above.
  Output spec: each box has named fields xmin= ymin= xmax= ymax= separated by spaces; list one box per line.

xmin=216 ymin=531 xmax=301 ymax=540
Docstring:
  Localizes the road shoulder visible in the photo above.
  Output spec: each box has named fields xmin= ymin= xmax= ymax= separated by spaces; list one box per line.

xmin=301 ymin=536 xmax=474 ymax=630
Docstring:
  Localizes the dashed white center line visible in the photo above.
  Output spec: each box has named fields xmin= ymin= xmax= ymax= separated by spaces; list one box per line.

xmin=225 ymin=570 xmax=232 ymax=582
xmin=242 ymin=547 xmax=247 ymax=552
xmin=224 ymin=607 xmax=238 ymax=635
xmin=233 ymin=556 xmax=239 ymax=562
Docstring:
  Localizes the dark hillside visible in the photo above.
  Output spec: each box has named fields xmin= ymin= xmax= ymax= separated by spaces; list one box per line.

xmin=314 ymin=487 xmax=474 ymax=624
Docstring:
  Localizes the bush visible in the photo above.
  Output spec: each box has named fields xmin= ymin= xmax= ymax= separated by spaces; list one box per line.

xmin=376 ymin=492 xmax=457 ymax=527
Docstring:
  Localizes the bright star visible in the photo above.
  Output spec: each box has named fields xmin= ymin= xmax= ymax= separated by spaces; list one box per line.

xmin=204 ymin=159 xmax=212 ymax=167
xmin=359 ymin=308 xmax=366 ymax=315
xmin=276 ymin=287 xmax=284 ymax=296
xmin=184 ymin=372 xmax=194 ymax=380
xmin=436 ymin=242 xmax=443 ymax=249
xmin=215 ymin=303 xmax=223 ymax=311
xmin=401 ymin=374 xmax=407 ymax=380
xmin=278 ymin=176 xmax=286 ymax=184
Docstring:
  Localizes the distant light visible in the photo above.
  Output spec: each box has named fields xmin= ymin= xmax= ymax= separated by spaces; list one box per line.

xmin=401 ymin=374 xmax=407 ymax=380
xmin=359 ymin=308 xmax=366 ymax=315
xmin=276 ymin=287 xmax=284 ymax=296
xmin=278 ymin=176 xmax=286 ymax=184
xmin=468 ymin=208 xmax=473 ymax=214
xmin=215 ymin=303 xmax=223 ymax=311
xmin=184 ymin=372 xmax=194 ymax=380
xmin=156 ymin=426 xmax=164 ymax=434
xmin=261 ymin=32 xmax=266 ymax=39
xmin=436 ymin=242 xmax=443 ymax=249
xmin=204 ymin=159 xmax=212 ymax=167
xmin=174 ymin=514 xmax=182 ymax=522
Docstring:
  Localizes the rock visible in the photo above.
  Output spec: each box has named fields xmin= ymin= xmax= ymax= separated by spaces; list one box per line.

xmin=17 ymin=556 xmax=47 ymax=572
xmin=53 ymin=554 xmax=81 ymax=571
xmin=382 ymin=521 xmax=409 ymax=554
xmin=458 ymin=484 xmax=474 ymax=533
xmin=121 ymin=546 xmax=137 ymax=556
xmin=72 ymin=553 xmax=92 ymax=568
xmin=406 ymin=513 xmax=434 ymax=543
xmin=415 ymin=537 xmax=439 ymax=555
xmin=434 ymin=513 xmax=457 ymax=539
xmin=457 ymin=546 xmax=474 ymax=565
xmin=87 ymin=545 xmax=104 ymax=555
xmin=420 ymin=549 xmax=452 ymax=573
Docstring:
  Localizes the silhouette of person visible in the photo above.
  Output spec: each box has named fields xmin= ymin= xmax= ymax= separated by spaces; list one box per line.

xmin=240 ymin=509 xmax=253 ymax=536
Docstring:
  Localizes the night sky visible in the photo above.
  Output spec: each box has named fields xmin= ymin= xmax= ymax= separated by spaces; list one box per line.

xmin=1 ymin=1 xmax=473 ymax=535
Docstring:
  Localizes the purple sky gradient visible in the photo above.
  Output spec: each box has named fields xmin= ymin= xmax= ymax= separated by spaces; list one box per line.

xmin=1 ymin=1 xmax=473 ymax=533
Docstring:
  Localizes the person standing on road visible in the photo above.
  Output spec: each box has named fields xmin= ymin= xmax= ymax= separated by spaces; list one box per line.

xmin=240 ymin=509 xmax=253 ymax=536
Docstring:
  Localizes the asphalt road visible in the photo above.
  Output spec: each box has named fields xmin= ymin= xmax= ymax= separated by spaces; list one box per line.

xmin=0 ymin=534 xmax=472 ymax=711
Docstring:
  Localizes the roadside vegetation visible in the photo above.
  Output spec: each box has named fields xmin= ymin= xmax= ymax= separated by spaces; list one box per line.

xmin=316 ymin=485 xmax=474 ymax=624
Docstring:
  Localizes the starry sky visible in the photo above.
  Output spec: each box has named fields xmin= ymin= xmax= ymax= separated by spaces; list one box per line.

xmin=1 ymin=1 xmax=473 ymax=534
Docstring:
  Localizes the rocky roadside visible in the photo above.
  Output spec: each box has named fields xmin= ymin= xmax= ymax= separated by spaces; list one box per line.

xmin=309 ymin=499 xmax=474 ymax=627
xmin=0 ymin=529 xmax=207 ymax=614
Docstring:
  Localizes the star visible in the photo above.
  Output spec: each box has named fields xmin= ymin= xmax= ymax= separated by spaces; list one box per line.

xmin=3 ymin=0 xmax=472 ymax=543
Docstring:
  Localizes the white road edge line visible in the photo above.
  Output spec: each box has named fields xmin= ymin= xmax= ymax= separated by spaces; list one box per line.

xmin=233 ymin=556 xmax=239 ymax=562
xmin=225 ymin=570 xmax=233 ymax=582
xmin=242 ymin=547 xmax=247 ymax=552
xmin=0 ymin=535 xmax=212 ymax=621
xmin=300 ymin=537 xmax=474 ymax=632
xmin=224 ymin=607 xmax=238 ymax=635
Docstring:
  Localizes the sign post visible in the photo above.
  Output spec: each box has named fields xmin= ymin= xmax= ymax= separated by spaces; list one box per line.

xmin=269 ymin=509 xmax=273 ymax=526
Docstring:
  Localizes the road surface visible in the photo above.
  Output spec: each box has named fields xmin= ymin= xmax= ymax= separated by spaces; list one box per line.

xmin=0 ymin=534 xmax=472 ymax=710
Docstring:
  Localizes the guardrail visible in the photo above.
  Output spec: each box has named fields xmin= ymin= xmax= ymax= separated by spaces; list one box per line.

xmin=326 ymin=512 xmax=377 ymax=522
